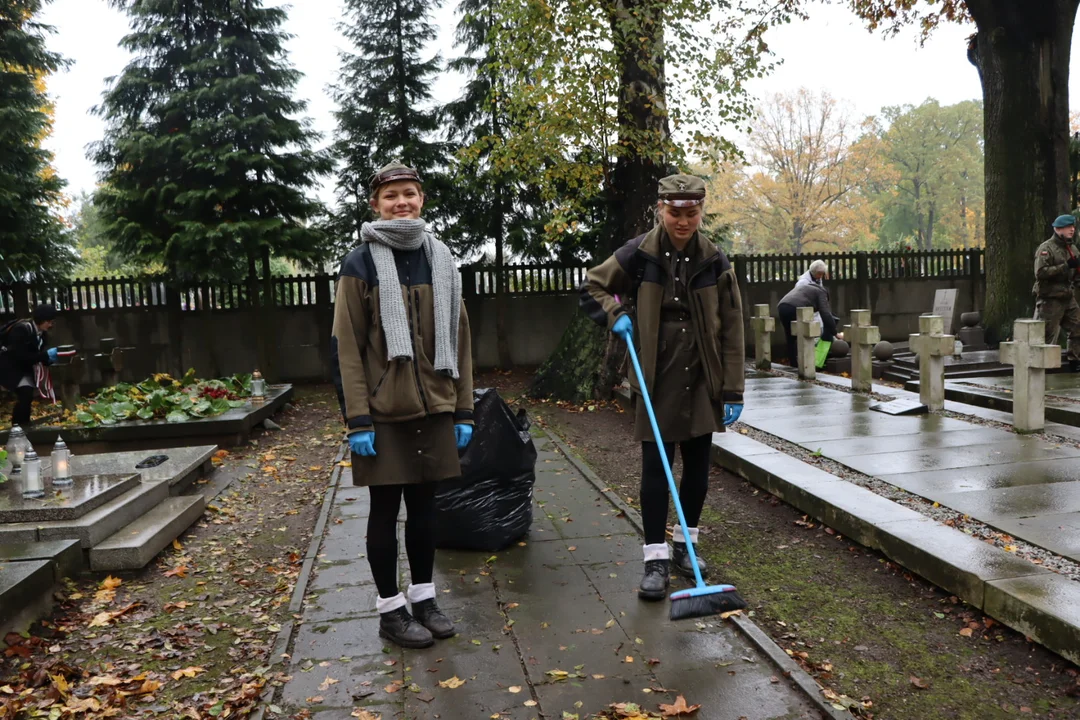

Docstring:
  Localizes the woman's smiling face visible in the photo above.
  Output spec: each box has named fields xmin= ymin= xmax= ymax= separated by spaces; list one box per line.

xmin=371 ymin=181 xmax=425 ymax=220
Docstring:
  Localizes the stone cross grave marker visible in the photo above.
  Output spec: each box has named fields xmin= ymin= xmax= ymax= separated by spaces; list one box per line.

xmin=909 ymin=314 xmax=955 ymax=411
xmin=792 ymin=306 xmax=821 ymax=380
xmin=849 ymin=309 xmax=881 ymax=393
xmin=932 ymin=288 xmax=959 ymax=335
xmin=1000 ymin=319 xmax=1061 ymax=433
xmin=751 ymin=305 xmax=775 ymax=370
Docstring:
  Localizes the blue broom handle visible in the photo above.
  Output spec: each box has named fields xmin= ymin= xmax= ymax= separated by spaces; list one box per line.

xmin=625 ymin=337 xmax=708 ymax=589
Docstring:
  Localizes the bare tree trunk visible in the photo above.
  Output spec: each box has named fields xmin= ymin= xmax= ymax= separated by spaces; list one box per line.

xmin=969 ymin=0 xmax=1078 ymax=340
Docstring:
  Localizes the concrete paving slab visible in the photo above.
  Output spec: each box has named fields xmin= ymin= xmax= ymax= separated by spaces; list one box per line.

xmin=277 ymin=424 xmax=834 ymax=720
xmin=985 ymin=574 xmax=1080 ymax=666
xmin=876 ymin=458 xmax=1080 ymax=496
xmin=291 ymin=617 xmax=393 ymax=662
xmin=932 ymin=481 xmax=1080 ymax=522
xmin=711 ymin=431 xmax=781 ymax=459
xmin=832 ymin=439 xmax=1080 ymax=477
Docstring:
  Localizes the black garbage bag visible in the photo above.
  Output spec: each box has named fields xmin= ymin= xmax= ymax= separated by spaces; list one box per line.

xmin=434 ymin=388 xmax=537 ymax=551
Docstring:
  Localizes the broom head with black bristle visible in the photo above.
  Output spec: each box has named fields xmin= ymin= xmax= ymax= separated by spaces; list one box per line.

xmin=669 ymin=584 xmax=748 ymax=621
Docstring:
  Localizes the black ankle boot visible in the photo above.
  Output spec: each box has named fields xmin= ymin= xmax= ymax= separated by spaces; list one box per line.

xmin=379 ymin=607 xmax=434 ymax=649
xmin=1070 ymin=359 xmax=1080 ymax=373
xmin=672 ymin=542 xmax=708 ymax=580
xmin=638 ymin=559 xmax=670 ymax=601
xmin=412 ymin=599 xmax=455 ymax=639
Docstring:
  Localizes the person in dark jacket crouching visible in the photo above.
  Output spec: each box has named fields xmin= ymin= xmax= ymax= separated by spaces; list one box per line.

xmin=331 ymin=162 xmax=475 ymax=648
xmin=580 ymin=173 xmax=745 ymax=601
xmin=0 ymin=304 xmax=60 ymax=427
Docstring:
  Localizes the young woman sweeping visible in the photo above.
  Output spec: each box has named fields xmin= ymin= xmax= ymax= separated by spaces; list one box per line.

xmin=580 ymin=173 xmax=746 ymax=603
xmin=331 ymin=161 xmax=475 ymax=648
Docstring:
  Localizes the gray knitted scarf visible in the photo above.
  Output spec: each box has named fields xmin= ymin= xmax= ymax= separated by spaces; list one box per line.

xmin=361 ymin=219 xmax=462 ymax=379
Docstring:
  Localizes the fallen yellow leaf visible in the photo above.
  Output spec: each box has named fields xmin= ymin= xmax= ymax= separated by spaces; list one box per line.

xmin=172 ymin=539 xmax=183 ymax=551
xmin=508 ymin=686 xmax=522 ymax=693
xmin=659 ymin=694 xmax=701 ymax=716
xmin=438 ymin=676 xmax=466 ymax=689
xmin=623 ymin=656 xmax=634 ymax=663
xmin=959 ymin=628 xmax=973 ymax=637
xmin=171 ymin=667 xmax=205 ymax=681
xmin=137 ymin=679 xmax=162 ymax=695
xmin=164 ymin=565 xmax=188 ymax=578
xmin=351 ymin=710 xmax=381 ymax=720
xmin=319 ymin=676 xmax=340 ymax=691
xmin=524 ymin=699 xmax=538 ymax=707
xmin=338 ymin=460 xmax=352 ymax=467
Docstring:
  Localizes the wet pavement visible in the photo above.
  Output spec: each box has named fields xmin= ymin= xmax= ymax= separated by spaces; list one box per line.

xmin=277 ymin=435 xmax=830 ymax=719
xmin=741 ymin=376 xmax=1080 ymax=563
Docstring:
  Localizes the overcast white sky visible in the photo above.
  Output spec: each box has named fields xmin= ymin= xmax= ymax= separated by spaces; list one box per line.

xmin=37 ymin=1 xmax=1055 ymax=207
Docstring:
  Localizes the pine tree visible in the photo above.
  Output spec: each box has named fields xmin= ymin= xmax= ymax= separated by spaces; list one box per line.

xmin=0 ymin=0 xmax=74 ymax=281
xmin=331 ymin=0 xmax=448 ymax=243
xmin=91 ymin=0 xmax=331 ymax=281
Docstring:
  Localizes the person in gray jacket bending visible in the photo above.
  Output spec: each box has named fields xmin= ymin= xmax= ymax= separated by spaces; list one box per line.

xmin=778 ymin=276 xmax=838 ymax=366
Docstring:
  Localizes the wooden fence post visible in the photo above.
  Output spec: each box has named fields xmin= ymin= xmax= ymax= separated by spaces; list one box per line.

xmin=856 ymin=251 xmax=870 ymax=310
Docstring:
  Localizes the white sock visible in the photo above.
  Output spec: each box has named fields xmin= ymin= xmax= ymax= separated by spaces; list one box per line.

xmin=407 ymin=582 xmax=436 ymax=604
xmin=672 ymin=525 xmax=699 ymax=544
xmin=643 ymin=543 xmax=670 ymax=561
xmin=375 ymin=592 xmax=407 ymax=614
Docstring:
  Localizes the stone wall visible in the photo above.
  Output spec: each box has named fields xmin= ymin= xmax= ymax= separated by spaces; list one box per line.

xmin=14 ymin=274 xmax=984 ymax=385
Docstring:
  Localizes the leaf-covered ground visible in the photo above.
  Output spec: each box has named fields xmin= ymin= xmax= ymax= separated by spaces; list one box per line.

xmin=0 ymin=386 xmax=342 ymax=719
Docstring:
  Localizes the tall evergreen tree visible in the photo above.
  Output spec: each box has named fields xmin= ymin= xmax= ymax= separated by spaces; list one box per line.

xmin=91 ymin=0 xmax=331 ymax=281
xmin=0 ymin=0 xmax=74 ymax=281
xmin=331 ymin=0 xmax=449 ymax=243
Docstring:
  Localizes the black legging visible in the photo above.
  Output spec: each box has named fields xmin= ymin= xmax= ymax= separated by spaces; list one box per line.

xmin=366 ymin=483 xmax=437 ymax=599
xmin=778 ymin=302 xmax=797 ymax=366
xmin=640 ymin=434 xmax=712 ymax=545
xmin=10 ymin=386 xmax=34 ymax=427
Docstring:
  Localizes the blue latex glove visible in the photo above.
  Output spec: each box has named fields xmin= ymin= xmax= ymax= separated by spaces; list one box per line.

xmin=46 ymin=348 xmax=58 ymax=363
xmin=455 ymin=423 xmax=473 ymax=449
xmin=612 ymin=314 xmax=633 ymax=341
xmin=348 ymin=431 xmax=376 ymax=457
xmin=723 ymin=403 xmax=743 ymax=426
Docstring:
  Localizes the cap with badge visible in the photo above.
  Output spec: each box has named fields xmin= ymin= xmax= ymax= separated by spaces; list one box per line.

xmin=658 ymin=173 xmax=706 ymax=207
xmin=369 ymin=161 xmax=423 ymax=196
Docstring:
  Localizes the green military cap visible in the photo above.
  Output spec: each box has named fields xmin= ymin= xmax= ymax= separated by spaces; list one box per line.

xmin=1053 ymin=214 xmax=1076 ymax=228
xmin=658 ymin=173 xmax=706 ymax=207
xmin=370 ymin=161 xmax=422 ymax=195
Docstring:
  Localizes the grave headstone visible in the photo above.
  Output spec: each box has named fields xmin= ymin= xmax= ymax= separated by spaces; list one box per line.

xmin=849 ymin=309 xmax=881 ymax=393
xmin=750 ymin=305 xmax=775 ymax=370
xmin=1000 ymin=319 xmax=1061 ymax=433
xmin=932 ymin=289 xmax=959 ymax=335
xmin=909 ymin=314 xmax=954 ymax=411
xmin=792 ymin=306 xmax=821 ymax=380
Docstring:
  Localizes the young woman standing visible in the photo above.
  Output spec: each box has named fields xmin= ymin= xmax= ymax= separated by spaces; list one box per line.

xmin=331 ymin=161 xmax=474 ymax=648
xmin=580 ymin=173 xmax=745 ymax=600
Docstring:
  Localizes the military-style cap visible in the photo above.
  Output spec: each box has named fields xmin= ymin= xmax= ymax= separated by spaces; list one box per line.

xmin=1053 ymin=214 xmax=1077 ymax=228
xmin=658 ymin=174 xmax=706 ymax=207
xmin=370 ymin=161 xmax=422 ymax=195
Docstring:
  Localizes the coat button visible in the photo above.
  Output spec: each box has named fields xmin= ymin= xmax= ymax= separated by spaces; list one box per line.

xmin=674 ymin=297 xmax=679 ymax=301
xmin=665 ymin=252 xmax=670 ymax=257
xmin=417 ymin=450 xmax=423 ymax=455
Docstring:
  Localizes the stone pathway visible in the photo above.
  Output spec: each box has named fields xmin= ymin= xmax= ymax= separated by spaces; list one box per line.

xmin=277 ymin=435 xmax=831 ymax=719
xmin=741 ymin=375 xmax=1080 ymax=566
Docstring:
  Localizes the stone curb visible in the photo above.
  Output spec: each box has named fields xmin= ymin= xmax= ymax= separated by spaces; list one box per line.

xmin=251 ymin=443 xmax=347 ymax=720
xmin=712 ymin=433 xmax=1080 ymax=667
xmin=540 ymin=427 xmax=853 ymax=720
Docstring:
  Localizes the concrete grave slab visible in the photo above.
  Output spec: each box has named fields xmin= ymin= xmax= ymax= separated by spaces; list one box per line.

xmin=803 ymin=428 xmax=1007 ymax=458
xmin=832 ymin=439 xmax=1080 ymax=477
xmin=872 ymin=517 xmax=1050 ymax=607
xmin=0 ymin=540 xmax=83 ymax=580
xmin=754 ymin=413 xmax=971 ymax=443
xmin=0 ymin=473 xmax=139 ymax=523
xmin=932 ymin=481 xmax=1080 ymax=522
xmin=985 ymin=574 xmax=1080 ymax=666
xmin=876 ymin=458 xmax=1080 ymax=496
xmin=990 ymin=512 xmax=1080 ymax=562
xmin=0 ymin=560 xmax=53 ymax=630
xmin=42 ymin=445 xmax=217 ymax=492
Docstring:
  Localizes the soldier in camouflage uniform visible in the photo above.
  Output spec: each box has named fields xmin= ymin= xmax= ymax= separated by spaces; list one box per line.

xmin=1034 ymin=214 xmax=1080 ymax=371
